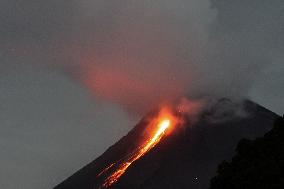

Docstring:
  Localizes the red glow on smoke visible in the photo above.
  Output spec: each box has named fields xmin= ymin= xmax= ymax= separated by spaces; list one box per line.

xmin=82 ymin=64 xmax=186 ymax=115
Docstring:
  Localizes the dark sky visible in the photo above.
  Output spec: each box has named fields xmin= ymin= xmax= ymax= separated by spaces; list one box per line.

xmin=0 ymin=0 xmax=283 ymax=188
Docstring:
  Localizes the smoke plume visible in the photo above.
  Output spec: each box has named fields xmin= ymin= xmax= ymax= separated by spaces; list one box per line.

xmin=1 ymin=0 xmax=283 ymax=115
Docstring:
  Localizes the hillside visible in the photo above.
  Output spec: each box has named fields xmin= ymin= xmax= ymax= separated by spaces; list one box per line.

xmin=54 ymin=99 xmax=279 ymax=189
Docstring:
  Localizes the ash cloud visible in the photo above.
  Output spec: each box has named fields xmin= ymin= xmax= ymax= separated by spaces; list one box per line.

xmin=1 ymin=0 xmax=283 ymax=115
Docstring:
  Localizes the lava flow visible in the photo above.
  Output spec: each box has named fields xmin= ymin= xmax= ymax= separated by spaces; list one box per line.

xmin=97 ymin=108 xmax=177 ymax=188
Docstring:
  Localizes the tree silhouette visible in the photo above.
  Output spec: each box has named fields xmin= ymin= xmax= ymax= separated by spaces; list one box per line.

xmin=210 ymin=115 xmax=284 ymax=189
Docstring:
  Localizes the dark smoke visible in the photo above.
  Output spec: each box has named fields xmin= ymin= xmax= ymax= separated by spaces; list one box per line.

xmin=1 ymin=0 xmax=283 ymax=115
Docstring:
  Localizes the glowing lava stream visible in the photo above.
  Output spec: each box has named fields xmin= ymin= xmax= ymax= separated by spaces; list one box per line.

xmin=98 ymin=115 xmax=173 ymax=188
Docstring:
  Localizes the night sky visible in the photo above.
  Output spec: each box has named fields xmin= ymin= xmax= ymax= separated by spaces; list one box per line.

xmin=0 ymin=0 xmax=283 ymax=188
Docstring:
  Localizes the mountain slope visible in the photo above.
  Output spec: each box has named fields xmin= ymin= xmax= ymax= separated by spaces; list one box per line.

xmin=54 ymin=99 xmax=279 ymax=189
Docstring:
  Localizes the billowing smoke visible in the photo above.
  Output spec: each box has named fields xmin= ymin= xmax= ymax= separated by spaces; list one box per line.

xmin=60 ymin=0 xmax=215 ymax=115
xmin=1 ymin=0 xmax=283 ymax=115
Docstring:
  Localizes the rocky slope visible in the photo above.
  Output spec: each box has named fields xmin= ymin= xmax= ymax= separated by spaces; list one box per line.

xmin=54 ymin=99 xmax=279 ymax=189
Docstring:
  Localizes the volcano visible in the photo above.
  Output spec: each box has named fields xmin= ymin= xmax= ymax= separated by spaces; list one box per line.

xmin=54 ymin=99 xmax=279 ymax=189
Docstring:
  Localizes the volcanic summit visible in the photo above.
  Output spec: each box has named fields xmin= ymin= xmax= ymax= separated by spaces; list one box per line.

xmin=54 ymin=99 xmax=279 ymax=189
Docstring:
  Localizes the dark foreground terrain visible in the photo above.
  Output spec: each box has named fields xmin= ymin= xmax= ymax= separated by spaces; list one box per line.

xmin=210 ymin=114 xmax=284 ymax=189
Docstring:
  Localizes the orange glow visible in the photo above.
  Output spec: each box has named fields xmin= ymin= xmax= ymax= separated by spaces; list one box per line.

xmin=82 ymin=65 xmax=186 ymax=115
xmin=98 ymin=108 xmax=177 ymax=188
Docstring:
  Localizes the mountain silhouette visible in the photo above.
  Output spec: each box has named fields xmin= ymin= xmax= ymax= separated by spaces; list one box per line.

xmin=54 ymin=99 xmax=279 ymax=189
